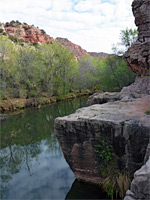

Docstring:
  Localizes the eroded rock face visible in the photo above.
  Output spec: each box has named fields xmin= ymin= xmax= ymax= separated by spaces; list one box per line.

xmin=124 ymin=157 xmax=150 ymax=200
xmin=56 ymin=37 xmax=90 ymax=59
xmin=3 ymin=23 xmax=53 ymax=44
xmin=55 ymin=97 xmax=150 ymax=184
xmin=124 ymin=0 xmax=150 ymax=76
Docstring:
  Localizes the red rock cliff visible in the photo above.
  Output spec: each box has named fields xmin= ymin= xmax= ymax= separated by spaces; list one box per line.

xmin=56 ymin=37 xmax=90 ymax=59
xmin=124 ymin=0 xmax=150 ymax=76
xmin=3 ymin=22 xmax=53 ymax=43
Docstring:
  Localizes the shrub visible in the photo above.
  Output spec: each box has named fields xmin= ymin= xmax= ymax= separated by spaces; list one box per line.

xmin=9 ymin=35 xmax=18 ymax=43
xmin=0 ymin=28 xmax=3 ymax=33
xmin=24 ymin=26 xmax=30 ymax=31
xmin=40 ymin=29 xmax=46 ymax=34
xmin=32 ymin=42 xmax=38 ymax=46
xmin=15 ymin=20 xmax=22 ymax=25
xmin=5 ymin=22 xmax=10 ymax=27
xmin=10 ymin=20 xmax=16 ymax=25
xmin=3 ymin=32 xmax=7 ymax=36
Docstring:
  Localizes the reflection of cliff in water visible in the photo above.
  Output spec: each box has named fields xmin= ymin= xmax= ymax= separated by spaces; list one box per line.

xmin=0 ymin=97 xmax=87 ymax=199
xmin=66 ymin=179 xmax=109 ymax=199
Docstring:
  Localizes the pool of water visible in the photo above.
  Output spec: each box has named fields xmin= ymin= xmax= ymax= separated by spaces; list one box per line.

xmin=0 ymin=97 xmax=109 ymax=199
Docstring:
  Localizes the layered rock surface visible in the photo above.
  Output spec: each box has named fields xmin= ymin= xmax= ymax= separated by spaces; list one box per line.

xmin=124 ymin=0 xmax=150 ymax=76
xmin=2 ymin=22 xmax=53 ymax=44
xmin=55 ymin=96 xmax=150 ymax=184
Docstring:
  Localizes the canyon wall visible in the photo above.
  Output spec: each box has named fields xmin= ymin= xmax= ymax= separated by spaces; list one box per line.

xmin=2 ymin=22 xmax=53 ymax=44
xmin=124 ymin=0 xmax=150 ymax=76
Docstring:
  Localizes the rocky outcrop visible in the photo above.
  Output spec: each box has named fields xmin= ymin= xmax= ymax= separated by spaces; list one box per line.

xmin=124 ymin=157 xmax=150 ymax=200
xmin=87 ymin=92 xmax=120 ymax=105
xmin=120 ymin=76 xmax=150 ymax=100
xmin=56 ymin=37 xmax=90 ymax=59
xmin=55 ymin=96 xmax=150 ymax=184
xmin=124 ymin=0 xmax=150 ymax=76
xmin=2 ymin=22 xmax=53 ymax=44
xmin=87 ymin=76 xmax=150 ymax=105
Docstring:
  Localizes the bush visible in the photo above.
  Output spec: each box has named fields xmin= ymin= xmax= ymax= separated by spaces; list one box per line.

xmin=40 ymin=29 xmax=46 ymax=34
xmin=24 ymin=26 xmax=30 ymax=31
xmin=0 ymin=28 xmax=3 ymax=33
xmin=10 ymin=20 xmax=16 ymax=26
xmin=32 ymin=42 xmax=38 ymax=46
xmin=5 ymin=22 xmax=10 ymax=27
xmin=9 ymin=35 xmax=18 ymax=43
xmin=15 ymin=20 xmax=22 ymax=25
xmin=3 ymin=32 xmax=7 ymax=36
xmin=19 ymin=89 xmax=28 ymax=98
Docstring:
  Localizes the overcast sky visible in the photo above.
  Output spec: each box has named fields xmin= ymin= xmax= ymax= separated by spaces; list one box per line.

xmin=0 ymin=0 xmax=136 ymax=53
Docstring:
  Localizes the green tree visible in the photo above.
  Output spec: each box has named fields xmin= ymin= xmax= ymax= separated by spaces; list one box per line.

xmin=97 ymin=56 xmax=136 ymax=91
xmin=74 ymin=56 xmax=99 ymax=92
xmin=112 ymin=28 xmax=138 ymax=55
xmin=0 ymin=36 xmax=16 ymax=99
xmin=39 ymin=42 xmax=78 ymax=96
xmin=14 ymin=46 xmax=41 ymax=98
xmin=120 ymin=28 xmax=138 ymax=47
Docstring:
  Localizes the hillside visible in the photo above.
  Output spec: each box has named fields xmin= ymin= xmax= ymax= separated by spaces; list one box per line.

xmin=0 ymin=20 xmax=110 ymax=59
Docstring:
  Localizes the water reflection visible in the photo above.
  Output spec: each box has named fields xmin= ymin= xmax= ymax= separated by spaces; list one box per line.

xmin=0 ymin=98 xmax=87 ymax=199
xmin=66 ymin=179 xmax=109 ymax=199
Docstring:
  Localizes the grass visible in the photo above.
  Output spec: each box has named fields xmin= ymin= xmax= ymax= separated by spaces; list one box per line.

xmin=102 ymin=171 xmax=131 ymax=199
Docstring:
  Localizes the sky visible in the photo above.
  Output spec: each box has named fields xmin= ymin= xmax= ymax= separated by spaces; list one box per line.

xmin=0 ymin=0 xmax=136 ymax=53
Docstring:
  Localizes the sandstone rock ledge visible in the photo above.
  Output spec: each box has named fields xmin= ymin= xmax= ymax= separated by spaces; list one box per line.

xmin=55 ymin=96 xmax=150 ymax=185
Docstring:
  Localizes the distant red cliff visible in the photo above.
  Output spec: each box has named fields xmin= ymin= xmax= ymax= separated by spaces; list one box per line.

xmin=0 ymin=21 xmax=110 ymax=59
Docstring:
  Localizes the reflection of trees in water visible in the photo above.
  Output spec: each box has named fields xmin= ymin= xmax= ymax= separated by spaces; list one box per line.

xmin=0 ymin=97 xmax=87 ymax=197
xmin=0 ymin=142 xmax=41 ymax=193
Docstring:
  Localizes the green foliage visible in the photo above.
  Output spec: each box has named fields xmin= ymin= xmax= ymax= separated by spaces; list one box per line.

xmin=102 ymin=171 xmax=131 ymax=199
xmin=96 ymin=56 xmax=136 ymax=91
xmin=9 ymin=35 xmax=18 ymax=43
xmin=24 ymin=26 xmax=30 ymax=31
xmin=95 ymin=138 xmax=114 ymax=177
xmin=0 ymin=37 xmax=79 ymax=99
xmin=74 ymin=56 xmax=100 ymax=92
xmin=40 ymin=29 xmax=46 ymax=34
xmin=94 ymin=137 xmax=131 ymax=199
xmin=120 ymin=28 xmax=138 ymax=47
xmin=0 ymin=29 xmax=136 ymax=100
xmin=2 ymin=32 xmax=7 ymax=36
xmin=0 ymin=28 xmax=3 ymax=33
xmin=145 ymin=109 xmax=150 ymax=115
xmin=5 ymin=22 xmax=10 ymax=27
xmin=112 ymin=28 xmax=138 ymax=55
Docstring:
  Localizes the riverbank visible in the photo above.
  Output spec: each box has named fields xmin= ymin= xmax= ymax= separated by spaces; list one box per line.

xmin=0 ymin=90 xmax=92 ymax=113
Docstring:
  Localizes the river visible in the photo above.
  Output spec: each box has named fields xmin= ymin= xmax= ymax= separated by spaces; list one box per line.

xmin=0 ymin=97 xmax=108 ymax=199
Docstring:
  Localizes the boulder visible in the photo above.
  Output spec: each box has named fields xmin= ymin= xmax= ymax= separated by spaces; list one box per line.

xmin=124 ymin=157 xmax=150 ymax=200
xmin=55 ymin=97 xmax=150 ymax=184
xmin=87 ymin=92 xmax=120 ymax=106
